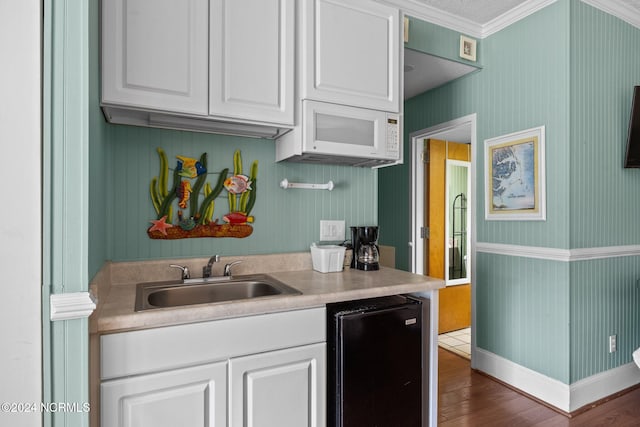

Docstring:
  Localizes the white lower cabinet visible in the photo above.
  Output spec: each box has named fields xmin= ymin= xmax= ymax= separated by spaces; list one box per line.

xmin=101 ymin=361 xmax=227 ymax=427
xmin=100 ymin=308 xmax=326 ymax=427
xmin=229 ymin=343 xmax=326 ymax=427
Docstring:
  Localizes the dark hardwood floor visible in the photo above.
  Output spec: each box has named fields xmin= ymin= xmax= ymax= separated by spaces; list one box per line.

xmin=438 ymin=348 xmax=640 ymax=426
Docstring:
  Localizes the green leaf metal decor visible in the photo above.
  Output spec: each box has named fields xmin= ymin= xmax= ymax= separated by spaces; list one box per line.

xmin=148 ymin=149 xmax=257 ymax=239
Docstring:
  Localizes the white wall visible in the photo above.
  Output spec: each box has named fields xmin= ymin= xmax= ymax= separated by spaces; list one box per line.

xmin=0 ymin=1 xmax=42 ymax=426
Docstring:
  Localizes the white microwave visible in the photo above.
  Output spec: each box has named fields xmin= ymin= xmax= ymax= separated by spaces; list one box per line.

xmin=276 ymin=100 xmax=402 ymax=167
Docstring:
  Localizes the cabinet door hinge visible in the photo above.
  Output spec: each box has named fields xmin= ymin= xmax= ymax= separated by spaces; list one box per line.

xmin=420 ymin=227 xmax=429 ymax=239
xmin=421 ymin=150 xmax=429 ymax=163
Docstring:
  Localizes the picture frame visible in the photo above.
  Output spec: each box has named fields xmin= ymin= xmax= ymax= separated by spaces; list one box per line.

xmin=484 ymin=126 xmax=546 ymax=221
xmin=459 ymin=35 xmax=476 ymax=62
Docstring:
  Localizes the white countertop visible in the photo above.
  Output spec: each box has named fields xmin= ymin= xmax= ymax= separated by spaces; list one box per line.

xmin=92 ymin=253 xmax=444 ymax=334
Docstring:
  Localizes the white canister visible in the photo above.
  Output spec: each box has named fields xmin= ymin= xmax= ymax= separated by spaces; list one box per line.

xmin=310 ymin=244 xmax=346 ymax=273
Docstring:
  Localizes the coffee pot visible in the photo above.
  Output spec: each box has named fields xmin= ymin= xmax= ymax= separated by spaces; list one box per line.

xmin=350 ymin=226 xmax=380 ymax=271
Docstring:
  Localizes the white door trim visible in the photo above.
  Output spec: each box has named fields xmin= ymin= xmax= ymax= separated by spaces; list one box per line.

xmin=409 ymin=113 xmax=478 ymax=369
xmin=410 ymin=114 xmax=477 ymax=275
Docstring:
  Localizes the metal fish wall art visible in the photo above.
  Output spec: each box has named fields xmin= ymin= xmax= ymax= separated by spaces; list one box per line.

xmin=148 ymin=148 xmax=258 ymax=240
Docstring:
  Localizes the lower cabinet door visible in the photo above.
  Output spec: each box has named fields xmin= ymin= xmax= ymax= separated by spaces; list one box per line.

xmin=101 ymin=361 xmax=227 ymax=427
xmin=229 ymin=343 xmax=326 ymax=427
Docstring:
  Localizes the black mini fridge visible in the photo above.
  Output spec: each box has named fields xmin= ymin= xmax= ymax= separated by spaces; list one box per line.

xmin=327 ymin=295 xmax=429 ymax=427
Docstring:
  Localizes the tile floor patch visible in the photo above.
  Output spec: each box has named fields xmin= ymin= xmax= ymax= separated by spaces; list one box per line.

xmin=438 ymin=327 xmax=470 ymax=360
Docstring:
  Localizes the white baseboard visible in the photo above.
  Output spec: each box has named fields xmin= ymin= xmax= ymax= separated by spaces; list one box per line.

xmin=473 ymin=348 xmax=640 ymax=413
xmin=473 ymin=348 xmax=571 ymax=411
xmin=570 ymin=360 xmax=640 ymax=412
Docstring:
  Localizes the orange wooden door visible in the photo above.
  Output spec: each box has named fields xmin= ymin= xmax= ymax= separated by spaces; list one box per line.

xmin=426 ymin=139 xmax=446 ymax=281
xmin=426 ymin=139 xmax=471 ymax=334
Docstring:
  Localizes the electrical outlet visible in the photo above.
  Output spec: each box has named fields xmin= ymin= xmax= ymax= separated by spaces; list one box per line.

xmin=609 ymin=334 xmax=617 ymax=353
xmin=319 ymin=220 xmax=345 ymax=241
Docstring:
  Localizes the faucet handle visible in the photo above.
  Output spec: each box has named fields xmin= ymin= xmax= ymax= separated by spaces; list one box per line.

xmin=169 ymin=264 xmax=190 ymax=280
xmin=224 ymin=260 xmax=242 ymax=277
xmin=203 ymin=254 xmax=221 ymax=278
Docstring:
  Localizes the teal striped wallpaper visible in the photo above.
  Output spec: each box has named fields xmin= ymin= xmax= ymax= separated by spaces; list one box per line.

xmin=569 ymin=1 xmax=640 ymax=248
xmin=88 ymin=0 xmax=109 ymax=279
xmin=103 ymin=124 xmax=377 ymax=263
xmin=570 ymin=256 xmax=640 ymax=382
xmin=473 ymin=1 xmax=571 ymax=249
xmin=380 ymin=0 xmax=640 ymax=384
xmin=405 ymin=15 xmax=482 ymax=67
xmin=476 ymin=253 xmax=570 ymax=382
xmin=568 ymin=0 xmax=640 ymax=382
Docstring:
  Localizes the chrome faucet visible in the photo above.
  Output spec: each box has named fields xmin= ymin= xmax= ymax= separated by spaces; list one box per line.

xmin=203 ymin=255 xmax=220 ymax=278
xmin=223 ymin=260 xmax=242 ymax=277
xmin=169 ymin=264 xmax=190 ymax=280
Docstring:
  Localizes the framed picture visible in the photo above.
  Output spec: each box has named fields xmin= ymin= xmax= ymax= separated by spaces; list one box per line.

xmin=459 ymin=35 xmax=476 ymax=61
xmin=484 ymin=126 xmax=546 ymax=221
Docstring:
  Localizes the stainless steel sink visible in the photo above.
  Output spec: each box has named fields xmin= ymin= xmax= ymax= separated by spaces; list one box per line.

xmin=134 ymin=274 xmax=301 ymax=311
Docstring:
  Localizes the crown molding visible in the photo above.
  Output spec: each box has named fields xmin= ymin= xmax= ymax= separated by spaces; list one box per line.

xmin=482 ymin=0 xmax=558 ymax=37
xmin=376 ymin=0 xmax=484 ymax=38
xmin=581 ymin=0 xmax=640 ymax=30
xmin=379 ymin=0 xmax=640 ymax=39
xmin=376 ymin=0 xmax=558 ymax=39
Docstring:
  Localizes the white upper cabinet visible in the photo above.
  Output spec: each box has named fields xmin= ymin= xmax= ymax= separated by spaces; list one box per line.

xmin=302 ymin=0 xmax=401 ymax=113
xmin=210 ymin=0 xmax=294 ymax=125
xmin=101 ymin=0 xmax=294 ymax=136
xmin=102 ymin=0 xmax=209 ymax=115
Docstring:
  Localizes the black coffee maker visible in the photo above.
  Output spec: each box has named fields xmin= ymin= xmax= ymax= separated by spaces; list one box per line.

xmin=350 ymin=226 xmax=380 ymax=271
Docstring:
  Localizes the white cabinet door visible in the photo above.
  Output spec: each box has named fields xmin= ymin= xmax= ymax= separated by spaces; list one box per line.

xmin=102 ymin=0 xmax=209 ymax=115
xmin=303 ymin=0 xmax=400 ymax=112
xmin=101 ymin=361 xmax=227 ymax=427
xmin=229 ymin=343 xmax=326 ymax=427
xmin=210 ymin=0 xmax=294 ymax=125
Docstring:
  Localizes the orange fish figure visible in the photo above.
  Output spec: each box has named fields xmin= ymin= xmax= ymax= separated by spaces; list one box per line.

xmin=177 ymin=181 xmax=192 ymax=209
xmin=223 ymin=212 xmax=254 ymax=225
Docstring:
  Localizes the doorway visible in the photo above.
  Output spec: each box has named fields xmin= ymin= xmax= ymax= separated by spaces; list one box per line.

xmin=410 ymin=114 xmax=476 ymax=360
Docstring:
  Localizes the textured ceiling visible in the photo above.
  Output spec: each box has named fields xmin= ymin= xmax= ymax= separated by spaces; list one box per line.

xmin=617 ymin=0 xmax=640 ymax=13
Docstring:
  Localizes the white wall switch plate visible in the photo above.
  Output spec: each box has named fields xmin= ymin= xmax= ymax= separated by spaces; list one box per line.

xmin=320 ymin=220 xmax=345 ymax=241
